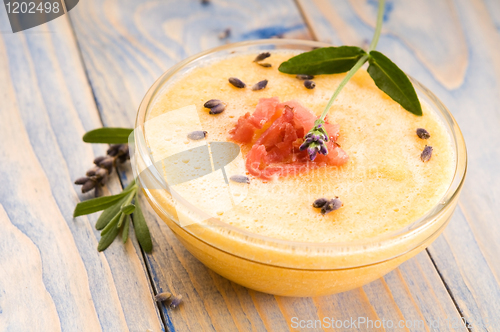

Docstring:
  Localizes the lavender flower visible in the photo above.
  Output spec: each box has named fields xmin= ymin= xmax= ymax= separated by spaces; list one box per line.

xmin=74 ymin=143 xmax=130 ymax=196
xmin=299 ymin=120 xmax=329 ymax=161
xmin=154 ymin=292 xmax=172 ymax=302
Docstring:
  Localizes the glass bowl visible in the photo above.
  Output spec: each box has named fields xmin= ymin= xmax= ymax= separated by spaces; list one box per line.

xmin=132 ymin=39 xmax=467 ymax=297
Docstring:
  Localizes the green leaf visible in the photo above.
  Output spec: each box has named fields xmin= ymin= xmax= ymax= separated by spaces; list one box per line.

xmin=116 ymin=213 xmax=127 ymax=228
xmin=83 ymin=127 xmax=133 ymax=144
xmin=101 ymin=212 xmax=122 ymax=236
xmin=122 ymin=217 xmax=130 ymax=244
xmin=121 ymin=204 xmax=135 ymax=215
xmin=94 ymin=180 xmax=137 ymax=229
xmin=98 ymin=214 xmax=122 ymax=252
xmin=278 ymin=46 xmax=367 ymax=75
xmin=132 ymin=198 xmax=153 ymax=253
xmin=367 ymin=51 xmax=422 ymax=116
xmin=74 ymin=191 xmax=130 ymax=217
xmin=95 ymin=194 xmax=129 ymax=230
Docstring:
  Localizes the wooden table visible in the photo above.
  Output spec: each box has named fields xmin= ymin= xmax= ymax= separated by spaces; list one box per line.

xmin=1 ymin=0 xmax=499 ymax=331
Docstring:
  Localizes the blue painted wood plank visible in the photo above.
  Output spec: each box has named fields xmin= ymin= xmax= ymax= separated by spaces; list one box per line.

xmin=299 ymin=0 xmax=500 ymax=330
xmin=0 ymin=10 xmax=163 ymax=332
xmin=68 ymin=0 xmax=311 ymax=128
xmin=65 ymin=1 xmax=473 ymax=331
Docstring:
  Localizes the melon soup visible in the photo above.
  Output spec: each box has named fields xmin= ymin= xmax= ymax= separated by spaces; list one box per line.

xmin=132 ymin=40 xmax=467 ymax=297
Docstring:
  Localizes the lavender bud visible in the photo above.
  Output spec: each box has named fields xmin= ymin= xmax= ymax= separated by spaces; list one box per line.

xmin=118 ymin=154 xmax=129 ymax=163
xmin=296 ymin=74 xmax=314 ymax=80
xmin=218 ymin=27 xmax=231 ymax=40
xmin=299 ymin=142 xmax=308 ymax=151
xmin=421 ymin=145 xmax=433 ymax=162
xmin=307 ymin=148 xmax=318 ymax=161
xmin=93 ymin=156 xmax=106 ymax=165
xmin=253 ymin=52 xmax=271 ymax=62
xmin=416 ymin=128 xmax=431 ymax=139
xmin=94 ymin=185 xmax=104 ymax=198
xmin=304 ymin=80 xmax=316 ymax=89
xmin=86 ymin=166 xmax=99 ymax=177
xmin=310 ymin=151 xmax=318 ymax=161
xmin=107 ymin=144 xmax=122 ymax=157
xmin=321 ymin=198 xmax=342 ymax=215
xmin=98 ymin=157 xmax=114 ymax=172
xmin=95 ymin=168 xmax=108 ymax=179
xmin=312 ymin=198 xmax=329 ymax=208
xmin=204 ymin=99 xmax=223 ymax=109
xmin=187 ymin=130 xmax=207 ymax=140
xmin=81 ymin=179 xmax=97 ymax=193
xmin=251 ymin=79 xmax=268 ymax=91
xmin=317 ymin=139 xmax=324 ymax=145
xmin=74 ymin=177 xmax=89 ymax=185
xmin=118 ymin=144 xmax=129 ymax=156
xmin=98 ymin=173 xmax=109 ymax=185
xmin=319 ymin=145 xmax=328 ymax=155
xmin=228 ymin=77 xmax=246 ymax=88
xmin=169 ymin=295 xmax=183 ymax=309
xmin=154 ymin=292 xmax=172 ymax=302
xmin=229 ymin=175 xmax=250 ymax=184
xmin=209 ymin=103 xmax=226 ymax=115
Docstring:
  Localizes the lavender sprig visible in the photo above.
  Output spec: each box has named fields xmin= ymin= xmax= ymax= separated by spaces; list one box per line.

xmin=294 ymin=0 xmax=389 ymax=161
xmin=73 ymin=127 xmax=152 ymax=253
xmin=75 ymin=144 xmax=130 ymax=196
xmin=299 ymin=120 xmax=329 ymax=161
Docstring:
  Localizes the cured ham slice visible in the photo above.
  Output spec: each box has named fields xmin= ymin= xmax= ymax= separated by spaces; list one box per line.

xmin=230 ymin=98 xmax=349 ymax=179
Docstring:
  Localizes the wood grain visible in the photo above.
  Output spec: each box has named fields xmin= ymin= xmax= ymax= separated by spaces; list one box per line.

xmin=63 ymin=1 xmax=475 ymax=330
xmin=2 ymin=0 xmax=497 ymax=330
xmin=299 ymin=0 xmax=500 ymax=330
xmin=0 ymin=10 xmax=162 ymax=332
xmin=68 ymin=0 xmax=311 ymax=127
xmin=0 ymin=206 xmax=61 ymax=331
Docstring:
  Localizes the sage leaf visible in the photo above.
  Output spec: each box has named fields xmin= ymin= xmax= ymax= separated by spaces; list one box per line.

xmin=278 ymin=46 xmax=367 ymax=75
xmin=121 ymin=204 xmax=135 ymax=215
xmin=122 ymin=218 xmax=130 ymax=244
xmin=74 ymin=191 xmax=130 ymax=217
xmin=98 ymin=214 xmax=122 ymax=252
xmin=132 ymin=198 xmax=153 ymax=253
xmin=83 ymin=127 xmax=133 ymax=144
xmin=367 ymin=51 xmax=422 ymax=116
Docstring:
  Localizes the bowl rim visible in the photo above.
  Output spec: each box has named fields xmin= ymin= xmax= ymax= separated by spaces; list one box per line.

xmin=133 ymin=39 xmax=467 ymax=268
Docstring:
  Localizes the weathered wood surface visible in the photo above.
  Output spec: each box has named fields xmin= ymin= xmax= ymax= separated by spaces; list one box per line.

xmin=299 ymin=0 xmax=500 ymax=330
xmin=66 ymin=0 xmax=483 ymax=331
xmin=1 ymin=0 xmax=498 ymax=331
xmin=0 ymin=10 xmax=162 ymax=332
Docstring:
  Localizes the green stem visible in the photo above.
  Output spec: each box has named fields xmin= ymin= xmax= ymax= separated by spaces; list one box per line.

xmin=318 ymin=54 xmax=368 ymax=121
xmin=319 ymin=0 xmax=385 ymax=121
xmin=368 ymin=0 xmax=386 ymax=52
